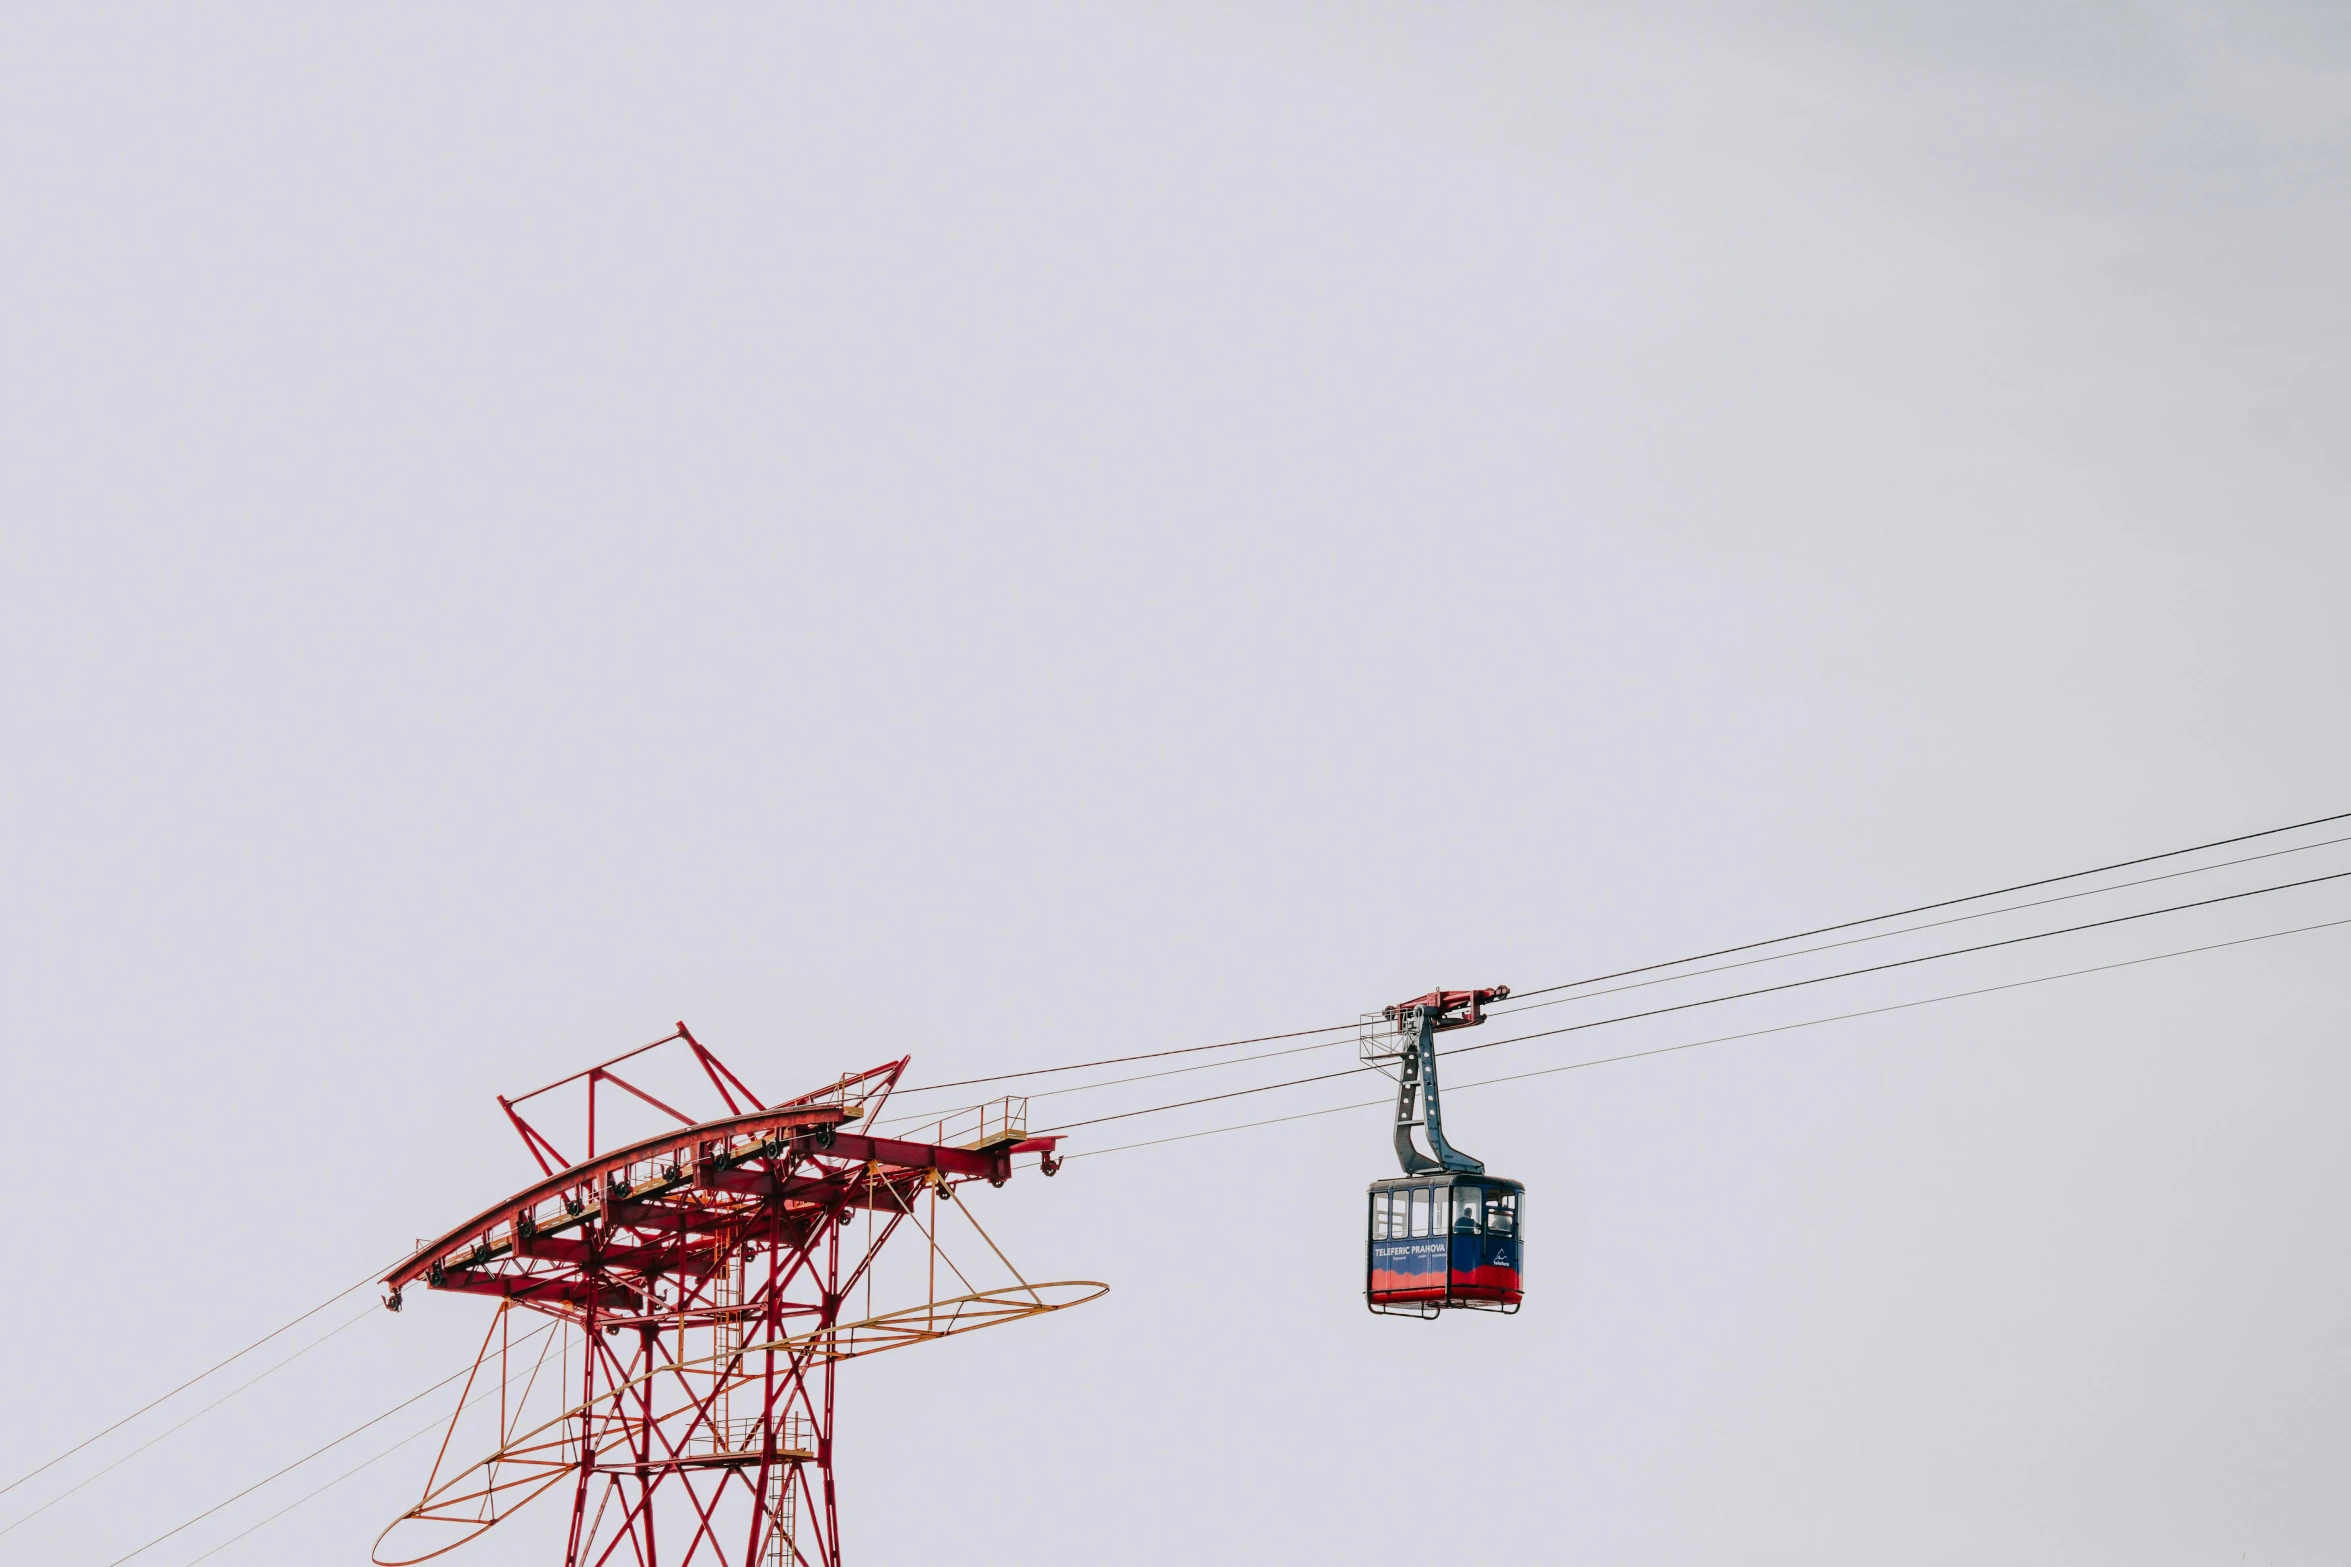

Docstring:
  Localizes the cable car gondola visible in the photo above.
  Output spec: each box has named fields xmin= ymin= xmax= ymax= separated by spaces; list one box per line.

xmin=1364 ymin=986 xmax=1523 ymax=1318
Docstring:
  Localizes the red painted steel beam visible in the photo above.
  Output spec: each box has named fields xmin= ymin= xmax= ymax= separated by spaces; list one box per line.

xmin=696 ymin=1169 xmax=782 ymax=1199
xmin=822 ymin=1131 xmax=1009 ymax=1180
xmin=1385 ymin=986 xmax=1511 ymax=1030
xmin=505 ymin=1234 xmax=722 ymax=1277
xmin=606 ymin=1197 xmax=740 ymax=1232
xmin=385 ymin=1103 xmax=852 ymax=1291
xmin=427 ymin=1270 xmax=640 ymax=1312
xmin=699 ymin=1165 xmax=945 ymax=1214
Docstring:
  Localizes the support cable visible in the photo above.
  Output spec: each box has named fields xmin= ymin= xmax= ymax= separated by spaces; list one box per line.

xmin=1492 ymin=830 xmax=2351 ymax=1023
xmin=0 ymin=1261 xmax=396 ymax=1504
xmin=884 ymin=829 xmax=2351 ymax=1124
xmin=892 ymin=807 xmax=2351 ymax=1099
xmin=178 ymin=1328 xmax=561 ymax=1567
xmin=179 ymin=1416 xmax=438 ymax=1567
xmin=0 ymin=1303 xmax=379 ymax=1541
xmin=99 ymin=1323 xmax=555 ymax=1567
xmin=1035 ymin=866 xmax=2351 ymax=1136
xmin=1065 ymin=912 xmax=2351 ymax=1161
xmin=1505 ymin=807 xmax=2351 ymax=1003
xmin=887 ymin=1018 xmax=1363 ymax=1098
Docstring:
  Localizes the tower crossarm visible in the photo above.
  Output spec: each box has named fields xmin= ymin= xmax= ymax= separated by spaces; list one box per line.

xmin=389 ymin=1107 xmax=1062 ymax=1310
xmin=384 ymin=1102 xmax=858 ymax=1300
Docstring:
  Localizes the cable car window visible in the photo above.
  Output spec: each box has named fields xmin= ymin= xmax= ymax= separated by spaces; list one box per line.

xmin=1485 ymin=1190 xmax=1517 ymax=1237
xmin=1370 ymin=1193 xmax=1391 ymax=1241
xmin=1452 ymin=1189 xmax=1481 ymax=1234
xmin=1408 ymin=1188 xmax=1431 ymax=1238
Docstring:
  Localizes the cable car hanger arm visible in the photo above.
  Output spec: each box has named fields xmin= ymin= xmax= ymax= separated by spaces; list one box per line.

xmin=1384 ymin=987 xmax=1507 ymax=1176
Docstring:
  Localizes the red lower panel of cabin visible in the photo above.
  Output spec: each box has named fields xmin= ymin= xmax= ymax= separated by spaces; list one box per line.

xmin=1368 ymin=1270 xmax=1521 ymax=1306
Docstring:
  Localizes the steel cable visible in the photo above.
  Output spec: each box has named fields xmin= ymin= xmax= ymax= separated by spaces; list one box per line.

xmin=1034 ymin=866 xmax=2351 ymax=1136
xmin=886 ymin=1018 xmax=1365 ymax=1098
xmin=99 ymin=1321 xmax=556 ymax=1567
xmin=0 ymin=1304 xmax=380 ymax=1541
xmin=879 ymin=829 xmax=2351 ymax=1127
xmin=1065 ymin=912 xmax=2351 ymax=1160
xmin=1503 ymin=807 xmax=2351 ymax=1003
xmin=891 ymin=807 xmax=2351 ymax=1100
xmin=1489 ymin=830 xmax=2351 ymax=1024
xmin=0 ymin=1261 xmax=397 ymax=1505
xmin=175 ymin=1338 xmax=556 ymax=1567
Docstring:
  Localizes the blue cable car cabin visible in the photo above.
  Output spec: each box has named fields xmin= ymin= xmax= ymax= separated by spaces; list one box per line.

xmin=1366 ymin=1174 xmax=1523 ymax=1317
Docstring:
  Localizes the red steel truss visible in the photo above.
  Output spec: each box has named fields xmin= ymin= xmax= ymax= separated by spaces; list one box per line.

xmin=375 ymin=1024 xmax=1094 ymax=1567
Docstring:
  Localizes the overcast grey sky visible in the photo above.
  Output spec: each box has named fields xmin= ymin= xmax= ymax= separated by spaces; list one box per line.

xmin=3 ymin=4 xmax=2349 ymax=1564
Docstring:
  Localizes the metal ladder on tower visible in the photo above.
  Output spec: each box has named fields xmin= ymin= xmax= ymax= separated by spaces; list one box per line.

xmin=764 ymin=1467 xmax=797 ymax=1567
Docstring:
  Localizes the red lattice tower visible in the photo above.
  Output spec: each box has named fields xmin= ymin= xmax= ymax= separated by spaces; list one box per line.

xmin=375 ymin=1024 xmax=1097 ymax=1567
